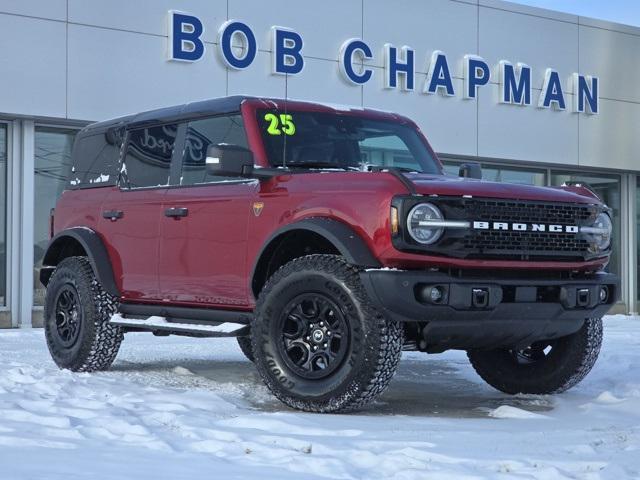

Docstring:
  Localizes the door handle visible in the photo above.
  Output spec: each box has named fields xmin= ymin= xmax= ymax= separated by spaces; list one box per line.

xmin=164 ymin=207 xmax=189 ymax=218
xmin=102 ymin=210 xmax=123 ymax=221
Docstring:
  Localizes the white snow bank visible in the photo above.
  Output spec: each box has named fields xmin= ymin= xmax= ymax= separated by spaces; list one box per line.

xmin=0 ymin=315 xmax=639 ymax=479
xmin=488 ymin=405 xmax=550 ymax=419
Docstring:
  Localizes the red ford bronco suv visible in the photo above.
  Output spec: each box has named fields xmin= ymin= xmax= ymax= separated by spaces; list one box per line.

xmin=41 ymin=96 xmax=618 ymax=412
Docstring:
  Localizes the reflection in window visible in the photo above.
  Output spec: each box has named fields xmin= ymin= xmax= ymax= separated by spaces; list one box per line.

xmin=180 ymin=115 xmax=248 ymax=185
xmin=0 ymin=126 xmax=7 ymax=306
xmin=550 ymin=172 xmax=621 ymax=279
xmin=69 ymin=129 xmax=124 ymax=188
xmin=34 ymin=127 xmax=78 ymax=306
xmin=123 ymin=124 xmax=177 ymax=188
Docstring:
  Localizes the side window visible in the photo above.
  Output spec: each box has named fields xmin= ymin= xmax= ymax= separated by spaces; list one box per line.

xmin=122 ymin=124 xmax=178 ymax=188
xmin=69 ymin=128 xmax=123 ymax=188
xmin=179 ymin=115 xmax=248 ymax=185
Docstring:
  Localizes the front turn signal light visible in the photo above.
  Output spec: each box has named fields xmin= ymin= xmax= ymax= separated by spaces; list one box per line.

xmin=390 ymin=207 xmax=399 ymax=236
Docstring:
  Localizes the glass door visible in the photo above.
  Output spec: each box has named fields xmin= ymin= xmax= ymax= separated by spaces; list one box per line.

xmin=0 ymin=125 xmax=7 ymax=308
xmin=550 ymin=172 xmax=622 ymax=281
xmin=33 ymin=127 xmax=78 ymax=307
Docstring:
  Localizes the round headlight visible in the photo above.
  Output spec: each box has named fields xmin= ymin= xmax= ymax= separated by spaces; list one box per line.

xmin=585 ymin=212 xmax=612 ymax=251
xmin=407 ymin=203 xmax=444 ymax=245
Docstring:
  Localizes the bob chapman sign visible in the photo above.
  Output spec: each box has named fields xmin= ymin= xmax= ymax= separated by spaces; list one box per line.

xmin=167 ymin=11 xmax=599 ymax=115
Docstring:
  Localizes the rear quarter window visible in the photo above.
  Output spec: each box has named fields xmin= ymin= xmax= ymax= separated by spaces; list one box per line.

xmin=69 ymin=129 xmax=123 ymax=188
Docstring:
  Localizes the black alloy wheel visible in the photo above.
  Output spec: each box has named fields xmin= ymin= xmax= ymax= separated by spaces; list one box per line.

xmin=467 ymin=317 xmax=603 ymax=395
xmin=510 ymin=341 xmax=556 ymax=365
xmin=53 ymin=285 xmax=83 ymax=348
xmin=44 ymin=256 xmax=123 ymax=372
xmin=251 ymin=254 xmax=404 ymax=413
xmin=279 ymin=293 xmax=349 ymax=380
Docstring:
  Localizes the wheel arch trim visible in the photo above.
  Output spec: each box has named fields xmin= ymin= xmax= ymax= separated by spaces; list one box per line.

xmin=250 ymin=217 xmax=381 ymax=297
xmin=40 ymin=227 xmax=120 ymax=297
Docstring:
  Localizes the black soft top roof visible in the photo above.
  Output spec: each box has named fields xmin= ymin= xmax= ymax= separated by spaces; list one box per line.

xmin=82 ymin=95 xmax=256 ymax=135
xmin=78 ymin=95 xmax=407 ymax=137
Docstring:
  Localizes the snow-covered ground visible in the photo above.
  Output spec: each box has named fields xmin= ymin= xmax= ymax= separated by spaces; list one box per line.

xmin=0 ymin=315 xmax=638 ymax=479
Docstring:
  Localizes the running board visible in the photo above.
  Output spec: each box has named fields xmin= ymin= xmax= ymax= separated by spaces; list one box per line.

xmin=109 ymin=314 xmax=250 ymax=338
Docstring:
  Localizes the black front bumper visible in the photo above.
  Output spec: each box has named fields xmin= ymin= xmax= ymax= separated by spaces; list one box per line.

xmin=360 ymin=269 xmax=619 ymax=352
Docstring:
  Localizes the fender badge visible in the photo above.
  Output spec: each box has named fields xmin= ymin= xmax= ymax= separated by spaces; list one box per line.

xmin=252 ymin=202 xmax=264 ymax=217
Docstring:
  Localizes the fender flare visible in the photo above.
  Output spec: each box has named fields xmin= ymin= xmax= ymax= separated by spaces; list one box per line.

xmin=251 ymin=217 xmax=381 ymax=293
xmin=40 ymin=227 xmax=120 ymax=297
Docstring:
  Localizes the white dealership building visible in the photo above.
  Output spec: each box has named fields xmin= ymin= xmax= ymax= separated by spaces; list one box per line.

xmin=0 ymin=0 xmax=639 ymax=327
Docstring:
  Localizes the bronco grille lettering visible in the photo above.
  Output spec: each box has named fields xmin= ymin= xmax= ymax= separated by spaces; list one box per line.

xmin=472 ymin=221 xmax=579 ymax=233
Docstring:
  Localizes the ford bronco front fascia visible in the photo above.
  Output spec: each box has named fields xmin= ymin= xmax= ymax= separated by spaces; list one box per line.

xmin=361 ymin=268 xmax=618 ymax=352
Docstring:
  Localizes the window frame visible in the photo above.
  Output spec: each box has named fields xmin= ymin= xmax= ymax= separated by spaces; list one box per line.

xmin=0 ymin=121 xmax=9 ymax=312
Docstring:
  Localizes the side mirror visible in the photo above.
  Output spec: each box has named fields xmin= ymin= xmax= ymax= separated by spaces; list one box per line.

xmin=206 ymin=144 xmax=254 ymax=177
xmin=459 ymin=162 xmax=482 ymax=180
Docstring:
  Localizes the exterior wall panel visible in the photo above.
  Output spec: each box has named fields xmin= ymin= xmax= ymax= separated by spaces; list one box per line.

xmin=226 ymin=51 xmax=285 ymax=98
xmin=578 ymin=24 xmax=640 ymax=104
xmin=0 ymin=0 xmax=66 ymax=22
xmin=479 ymin=6 xmax=579 ymax=92
xmin=228 ymin=0 xmax=362 ymax=60
xmin=67 ymin=24 xmax=227 ymax=121
xmin=0 ymin=15 xmax=66 ymax=118
xmin=363 ymin=0 xmax=478 ymax=77
xmin=477 ymin=87 xmax=578 ymax=164
xmin=286 ymin=58 xmax=363 ymax=107
xmin=579 ymin=98 xmax=640 ymax=170
xmin=68 ymin=0 xmax=227 ymax=43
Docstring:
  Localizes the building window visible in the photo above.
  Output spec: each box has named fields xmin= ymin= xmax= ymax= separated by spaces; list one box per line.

xmin=550 ymin=172 xmax=621 ymax=280
xmin=33 ymin=127 xmax=78 ymax=307
xmin=0 ymin=125 xmax=7 ymax=307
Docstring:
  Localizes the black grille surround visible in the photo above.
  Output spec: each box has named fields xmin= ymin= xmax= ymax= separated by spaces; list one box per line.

xmin=392 ymin=195 xmax=610 ymax=262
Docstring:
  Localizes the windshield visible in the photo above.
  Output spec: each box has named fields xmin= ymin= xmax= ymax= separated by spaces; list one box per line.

xmin=256 ymin=109 xmax=441 ymax=174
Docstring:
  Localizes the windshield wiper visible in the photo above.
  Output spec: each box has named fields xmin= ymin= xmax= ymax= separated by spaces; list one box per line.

xmin=285 ymin=162 xmax=357 ymax=171
xmin=365 ymin=165 xmax=421 ymax=173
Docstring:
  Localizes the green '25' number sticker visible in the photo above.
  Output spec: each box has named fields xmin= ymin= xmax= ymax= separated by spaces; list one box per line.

xmin=264 ymin=113 xmax=296 ymax=136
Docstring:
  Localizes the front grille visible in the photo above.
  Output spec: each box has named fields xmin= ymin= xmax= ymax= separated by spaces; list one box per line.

xmin=393 ymin=196 xmax=606 ymax=262
xmin=455 ymin=199 xmax=598 ymax=260
xmin=463 ymin=199 xmax=595 ymax=224
xmin=465 ymin=230 xmax=591 ymax=258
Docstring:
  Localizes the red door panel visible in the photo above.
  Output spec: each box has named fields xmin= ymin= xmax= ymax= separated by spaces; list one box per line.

xmin=158 ymin=182 xmax=257 ymax=307
xmin=98 ymin=188 xmax=167 ymax=302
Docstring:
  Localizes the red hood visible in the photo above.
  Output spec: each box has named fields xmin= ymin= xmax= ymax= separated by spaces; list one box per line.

xmin=406 ymin=174 xmax=601 ymax=204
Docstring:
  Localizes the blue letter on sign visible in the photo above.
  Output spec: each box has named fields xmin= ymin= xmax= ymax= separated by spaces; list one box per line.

xmin=272 ymin=27 xmax=304 ymax=75
xmin=424 ymin=51 xmax=454 ymax=96
xmin=573 ymin=73 xmax=599 ymax=114
xmin=339 ymin=39 xmax=373 ymax=85
xmin=464 ymin=55 xmax=490 ymax=99
xmin=539 ymin=68 xmax=566 ymax=110
xmin=384 ymin=44 xmax=415 ymax=90
xmin=500 ymin=61 xmax=531 ymax=105
xmin=218 ymin=20 xmax=257 ymax=69
xmin=168 ymin=11 xmax=204 ymax=62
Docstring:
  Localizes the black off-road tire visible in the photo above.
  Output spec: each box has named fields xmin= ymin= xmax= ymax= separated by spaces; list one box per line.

xmin=467 ymin=317 xmax=603 ymax=395
xmin=236 ymin=335 xmax=255 ymax=362
xmin=44 ymin=256 xmax=123 ymax=372
xmin=251 ymin=254 xmax=403 ymax=413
